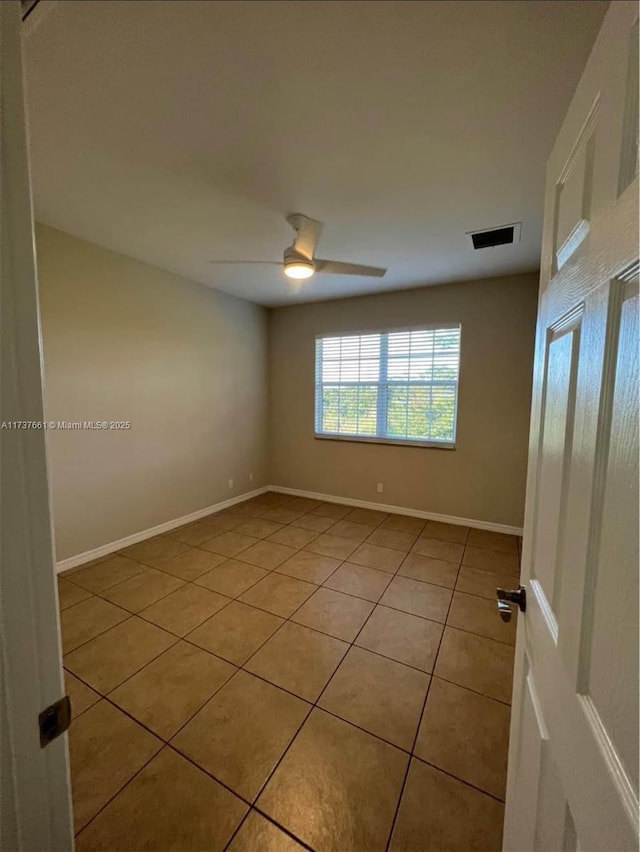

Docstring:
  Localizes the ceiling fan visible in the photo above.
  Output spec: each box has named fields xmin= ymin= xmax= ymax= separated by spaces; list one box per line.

xmin=209 ymin=213 xmax=387 ymax=281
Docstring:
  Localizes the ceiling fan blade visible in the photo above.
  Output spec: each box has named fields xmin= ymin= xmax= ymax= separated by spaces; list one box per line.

xmin=208 ymin=260 xmax=280 ymax=265
xmin=286 ymin=213 xmax=323 ymax=262
xmin=314 ymin=259 xmax=387 ymax=278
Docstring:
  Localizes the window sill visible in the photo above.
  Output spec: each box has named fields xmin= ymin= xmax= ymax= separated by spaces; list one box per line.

xmin=314 ymin=433 xmax=456 ymax=450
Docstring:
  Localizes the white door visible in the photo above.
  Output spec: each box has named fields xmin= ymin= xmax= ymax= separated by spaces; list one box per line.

xmin=503 ymin=3 xmax=639 ymax=851
xmin=0 ymin=1 xmax=74 ymax=849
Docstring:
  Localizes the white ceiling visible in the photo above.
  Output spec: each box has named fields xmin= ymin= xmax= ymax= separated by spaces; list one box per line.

xmin=24 ymin=0 xmax=607 ymax=306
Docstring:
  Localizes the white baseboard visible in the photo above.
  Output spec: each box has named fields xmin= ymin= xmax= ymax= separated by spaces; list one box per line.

xmin=56 ymin=486 xmax=270 ymax=574
xmin=268 ymin=485 xmax=523 ymax=536
xmin=57 ymin=482 xmax=522 ymax=574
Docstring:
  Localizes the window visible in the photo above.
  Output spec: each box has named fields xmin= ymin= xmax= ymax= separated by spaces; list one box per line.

xmin=315 ymin=325 xmax=461 ymax=447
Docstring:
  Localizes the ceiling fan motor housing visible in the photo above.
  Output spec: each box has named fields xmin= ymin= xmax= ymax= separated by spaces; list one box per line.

xmin=284 ymin=246 xmax=312 ymax=266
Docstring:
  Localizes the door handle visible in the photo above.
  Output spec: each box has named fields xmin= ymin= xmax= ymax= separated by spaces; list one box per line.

xmin=496 ymin=585 xmax=526 ymax=623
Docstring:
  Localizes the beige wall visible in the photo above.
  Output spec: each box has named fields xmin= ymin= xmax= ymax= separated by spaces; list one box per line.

xmin=269 ymin=273 xmax=539 ymax=528
xmin=37 ymin=225 xmax=268 ymax=560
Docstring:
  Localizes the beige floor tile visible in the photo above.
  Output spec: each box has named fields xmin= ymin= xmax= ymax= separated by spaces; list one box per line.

xmin=398 ymin=553 xmax=459 ymax=588
xmin=140 ymin=583 xmax=230 ymax=636
xmin=201 ymin=530 xmax=261 ymax=558
xmin=306 ymin=532 xmax=360 ymax=560
xmin=253 ymin=493 xmax=285 ymax=507
xmin=355 ymin=605 xmax=443 ymax=673
xmin=349 ymin=542 xmax=405 ymax=573
xmin=468 ymin=528 xmax=519 ymax=554
xmin=239 ymin=572 xmax=316 ymax=617
xmin=447 ymin=591 xmax=517 ymax=645
xmin=121 ymin=536 xmax=190 ymax=565
xmin=155 ymin=547 xmax=227 ymax=581
xmin=247 ymin=496 xmax=281 ymax=510
xmin=195 ymin=559 xmax=268 ymax=597
xmin=291 ymin=513 xmax=336 ymax=533
xmin=187 ymin=602 xmax=283 ymax=665
xmin=173 ymin=670 xmax=309 ymax=800
xmin=168 ymin=520 xmax=220 ymax=547
xmin=200 ymin=513 xmax=244 ymax=531
xmin=319 ymin=647 xmax=429 ymax=750
xmin=366 ymin=527 xmax=418 ymax=552
xmin=324 ymin=562 xmax=393 ymax=602
xmin=328 ymin=519 xmax=373 ymax=541
xmin=223 ymin=502 xmax=267 ymax=519
xmin=415 ymin=677 xmax=510 ymax=799
xmin=434 ymin=627 xmax=514 ymax=703
xmin=463 ymin=545 xmax=520 ymax=576
xmin=390 ymin=758 xmax=504 ymax=851
xmin=64 ymin=492 xmax=515 ymax=852
xmin=267 ymin=525 xmax=320 ymax=549
xmin=102 ymin=568 xmax=184 ymax=613
xmin=234 ymin=518 xmax=284 ymax=539
xmin=238 ymin=540 xmax=298 ymax=570
xmin=344 ymin=507 xmax=389 ymax=526
xmin=381 ymin=576 xmax=452 ymax=622
xmin=291 ymin=588 xmax=374 ymax=642
xmin=286 ymin=496 xmax=323 ymax=512
xmin=422 ymin=520 xmax=470 ymax=543
xmin=276 ymin=550 xmax=341 ymax=584
xmin=75 ymin=747 xmax=247 ymax=852
xmin=456 ymin=565 xmax=517 ymax=600
xmin=260 ymin=507 xmax=305 ymax=524
xmin=310 ymin=502 xmax=352 ymax=519
xmin=65 ymin=670 xmax=100 ymax=719
xmin=69 ymin=700 xmax=161 ymax=832
xmin=65 ymin=616 xmax=176 ymax=693
xmin=110 ymin=641 xmax=235 ymax=739
xmin=57 ymin=577 xmax=93 ymax=610
xmin=258 ymin=708 xmax=408 ymax=852
xmin=411 ymin=536 xmax=465 ymax=563
xmin=61 ymin=596 xmax=129 ymax=654
xmin=67 ymin=555 xmax=146 ymax=593
xmin=381 ymin=515 xmax=426 ymax=535
xmin=245 ymin=622 xmax=348 ymax=701
xmin=228 ymin=811 xmax=306 ymax=852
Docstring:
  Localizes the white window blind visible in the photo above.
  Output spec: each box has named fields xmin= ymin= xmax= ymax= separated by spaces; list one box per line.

xmin=315 ymin=325 xmax=461 ymax=446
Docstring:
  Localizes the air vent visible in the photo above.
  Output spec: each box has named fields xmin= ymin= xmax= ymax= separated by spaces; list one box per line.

xmin=466 ymin=222 xmax=522 ymax=250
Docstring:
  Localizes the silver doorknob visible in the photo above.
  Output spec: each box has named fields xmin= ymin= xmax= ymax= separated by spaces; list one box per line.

xmin=496 ymin=585 xmax=526 ymax=622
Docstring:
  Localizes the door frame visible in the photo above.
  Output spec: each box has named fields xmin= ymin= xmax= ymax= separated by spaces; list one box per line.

xmin=0 ymin=1 xmax=74 ymax=848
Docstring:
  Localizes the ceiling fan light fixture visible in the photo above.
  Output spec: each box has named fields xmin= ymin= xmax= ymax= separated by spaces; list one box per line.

xmin=283 ymin=259 xmax=315 ymax=279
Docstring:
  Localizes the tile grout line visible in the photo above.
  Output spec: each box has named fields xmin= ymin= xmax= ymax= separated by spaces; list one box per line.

xmin=217 ymin=533 xmax=403 ymax=851
xmin=63 ymin=548 xmax=514 ymax=744
xmin=383 ymin=531 xmax=470 ymax=852
xmin=67 ymin=557 xmax=283 ymax=703
xmin=217 ymin=507 xmax=513 ymax=846
xmin=63 ymin=494 xmax=517 ymax=846
xmin=64 ymin=508 xmax=514 ymax=715
xmin=61 ymin=507 xmax=518 ymax=618
xmin=219 ymin=510 xmax=421 ymax=839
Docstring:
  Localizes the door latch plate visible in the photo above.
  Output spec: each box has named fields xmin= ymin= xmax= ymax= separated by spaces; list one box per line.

xmin=39 ymin=695 xmax=71 ymax=748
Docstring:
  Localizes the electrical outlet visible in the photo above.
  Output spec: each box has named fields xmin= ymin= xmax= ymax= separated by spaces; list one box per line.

xmin=249 ymin=472 xmax=254 ymax=483
xmin=377 ymin=482 xmax=384 ymax=493
xmin=228 ymin=478 xmax=234 ymax=489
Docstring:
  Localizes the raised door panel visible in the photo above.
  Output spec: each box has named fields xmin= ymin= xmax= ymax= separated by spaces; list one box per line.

xmin=531 ymin=311 xmax=582 ymax=633
xmin=554 ymin=107 xmax=597 ymax=271
xmin=580 ymin=276 xmax=639 ymax=797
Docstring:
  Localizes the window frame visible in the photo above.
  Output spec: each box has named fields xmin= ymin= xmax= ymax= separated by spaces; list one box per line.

xmin=314 ymin=323 xmax=461 ymax=450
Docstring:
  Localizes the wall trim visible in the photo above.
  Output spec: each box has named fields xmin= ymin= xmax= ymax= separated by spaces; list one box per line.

xmin=56 ymin=486 xmax=270 ymax=573
xmin=269 ymin=485 xmax=524 ymax=536
xmin=57 ymin=482 xmax=523 ymax=573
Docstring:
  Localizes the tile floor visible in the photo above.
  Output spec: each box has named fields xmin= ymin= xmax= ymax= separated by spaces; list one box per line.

xmin=58 ymin=492 xmax=520 ymax=852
